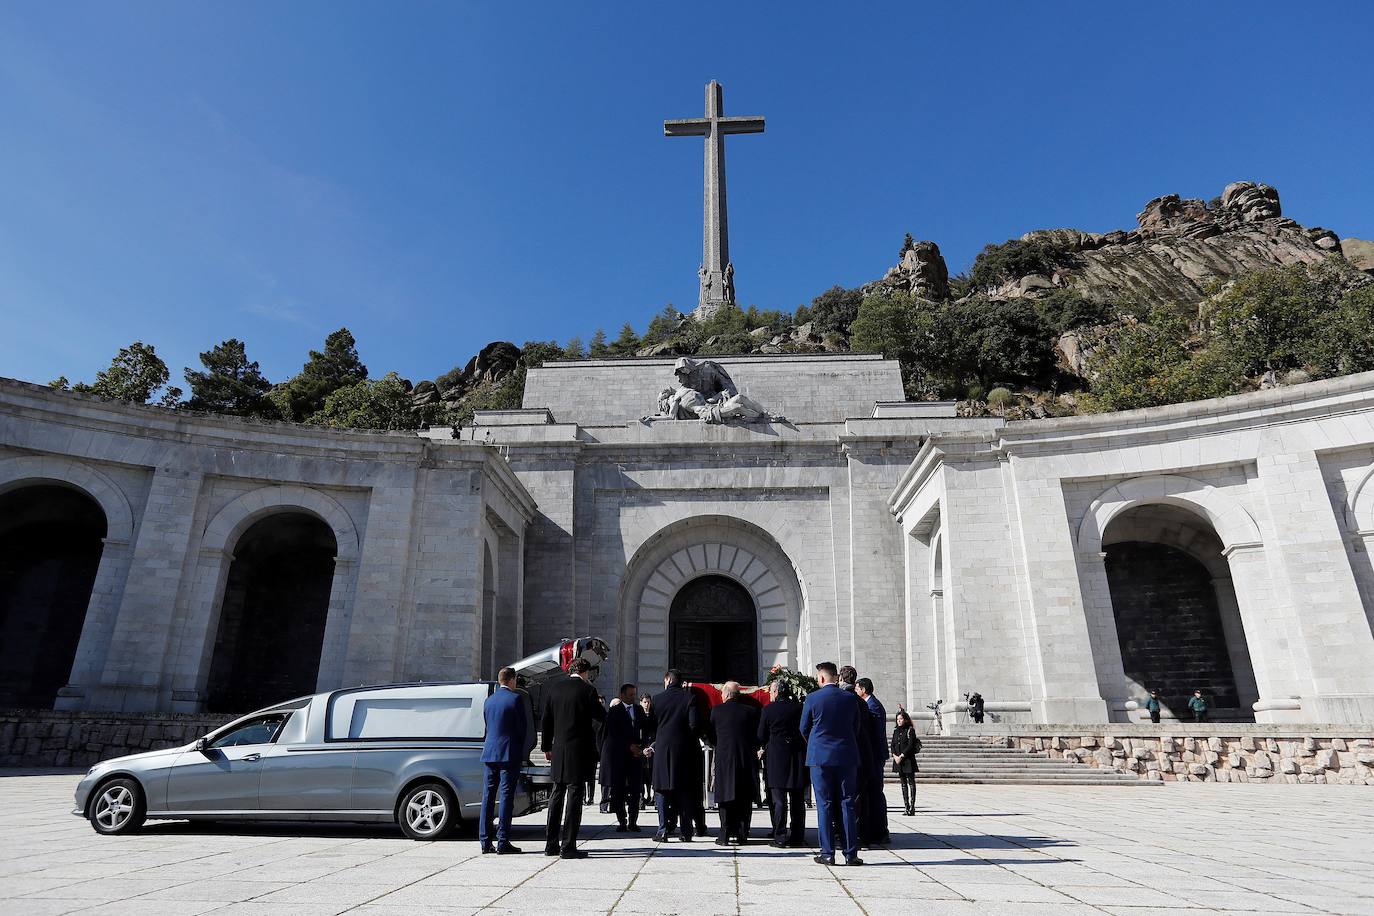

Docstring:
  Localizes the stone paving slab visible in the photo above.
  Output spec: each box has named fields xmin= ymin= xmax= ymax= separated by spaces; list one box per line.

xmin=3 ymin=773 xmax=1374 ymax=915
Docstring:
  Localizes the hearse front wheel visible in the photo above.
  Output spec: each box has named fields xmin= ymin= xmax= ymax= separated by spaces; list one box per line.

xmin=89 ymin=778 xmax=146 ymax=836
xmin=398 ymin=781 xmax=456 ymax=840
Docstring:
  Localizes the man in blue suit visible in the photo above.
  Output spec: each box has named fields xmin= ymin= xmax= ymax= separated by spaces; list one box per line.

xmin=800 ymin=661 xmax=863 ymax=866
xmin=480 ymin=666 xmax=530 ymax=854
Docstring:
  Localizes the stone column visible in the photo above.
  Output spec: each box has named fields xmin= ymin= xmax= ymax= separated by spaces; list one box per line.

xmin=54 ymin=537 xmax=133 ymax=710
xmin=1074 ymin=550 xmax=1134 ymax=718
xmin=1001 ymin=455 xmax=1109 ymax=723
xmin=1209 ymin=571 xmax=1260 ymax=712
xmin=1256 ymin=447 xmax=1374 ymax=722
xmin=844 ymin=441 xmax=912 ymax=709
xmin=1222 ymin=544 xmax=1306 ymax=722
xmin=315 ymin=556 xmax=358 ymax=691
xmin=165 ymin=545 xmax=233 ymax=712
xmin=89 ymin=467 xmax=205 ymax=712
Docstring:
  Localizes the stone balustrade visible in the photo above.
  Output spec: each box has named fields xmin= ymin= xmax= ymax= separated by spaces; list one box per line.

xmin=953 ymin=725 xmax=1374 ymax=785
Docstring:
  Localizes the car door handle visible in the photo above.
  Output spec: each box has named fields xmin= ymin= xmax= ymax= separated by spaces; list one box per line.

xmin=243 ymin=753 xmax=261 ymax=762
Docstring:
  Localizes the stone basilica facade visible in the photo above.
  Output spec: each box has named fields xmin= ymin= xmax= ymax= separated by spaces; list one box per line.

xmin=4 ymin=353 xmax=1374 ymax=726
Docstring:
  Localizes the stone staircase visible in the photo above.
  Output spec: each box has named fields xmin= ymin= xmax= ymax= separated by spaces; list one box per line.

xmin=897 ymin=735 xmax=1153 ymax=786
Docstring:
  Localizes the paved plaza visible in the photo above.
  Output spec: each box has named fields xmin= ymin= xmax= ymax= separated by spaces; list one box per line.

xmin=2 ymin=774 xmax=1373 ymax=915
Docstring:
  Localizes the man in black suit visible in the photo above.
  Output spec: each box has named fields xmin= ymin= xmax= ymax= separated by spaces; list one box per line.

xmin=708 ymin=681 xmax=761 ymax=846
xmin=599 ymin=683 xmax=643 ymax=832
xmin=647 ymin=668 xmax=704 ymax=842
xmin=757 ymin=678 xmax=808 ymax=847
xmin=540 ymin=657 xmax=606 ymax=858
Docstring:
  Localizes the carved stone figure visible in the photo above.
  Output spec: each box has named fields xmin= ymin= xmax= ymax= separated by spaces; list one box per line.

xmin=644 ymin=357 xmax=769 ymax=423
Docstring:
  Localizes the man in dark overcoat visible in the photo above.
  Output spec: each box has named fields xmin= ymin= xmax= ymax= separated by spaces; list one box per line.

xmin=648 ymin=668 xmax=704 ymax=841
xmin=599 ymin=683 xmax=643 ymax=832
xmin=540 ymin=657 xmax=605 ymax=858
xmin=708 ymin=681 xmax=761 ymax=845
xmin=757 ymin=679 xmax=808 ymax=847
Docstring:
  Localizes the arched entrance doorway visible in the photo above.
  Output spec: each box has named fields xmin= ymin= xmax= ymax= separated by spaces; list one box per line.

xmin=205 ymin=512 xmax=336 ymax=712
xmin=669 ymin=575 xmax=759 ymax=684
xmin=1102 ymin=503 xmax=1257 ymax=721
xmin=0 ymin=485 xmax=106 ymax=707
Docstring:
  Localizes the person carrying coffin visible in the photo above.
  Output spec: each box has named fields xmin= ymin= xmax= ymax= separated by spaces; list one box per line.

xmin=757 ymin=678 xmax=808 ymax=848
xmin=647 ymin=668 xmax=705 ymax=842
xmin=708 ymin=681 xmax=761 ymax=846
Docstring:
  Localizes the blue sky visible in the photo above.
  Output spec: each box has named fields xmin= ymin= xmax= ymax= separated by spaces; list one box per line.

xmin=2 ymin=2 xmax=1372 ymax=389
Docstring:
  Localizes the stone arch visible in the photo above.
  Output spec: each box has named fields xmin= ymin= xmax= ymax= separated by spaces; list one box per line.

xmin=0 ymin=455 xmax=135 ymax=544
xmin=203 ymin=484 xmax=359 ymax=561
xmin=1345 ymin=464 xmax=1374 ymax=534
xmin=174 ymin=484 xmax=361 ymax=709
xmin=619 ymin=516 xmax=806 ymax=686
xmin=1077 ymin=474 xmax=1262 ymax=556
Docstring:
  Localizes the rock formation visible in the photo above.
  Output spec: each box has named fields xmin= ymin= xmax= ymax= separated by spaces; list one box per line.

xmin=868 ymin=234 xmax=950 ymax=300
xmin=981 ymin=181 xmax=1353 ymax=305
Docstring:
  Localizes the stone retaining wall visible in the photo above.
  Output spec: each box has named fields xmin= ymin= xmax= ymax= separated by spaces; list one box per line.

xmin=971 ymin=728 xmax=1374 ymax=784
xmin=0 ymin=709 xmax=233 ymax=769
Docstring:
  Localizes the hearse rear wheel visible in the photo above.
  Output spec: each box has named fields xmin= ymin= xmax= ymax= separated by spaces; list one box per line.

xmin=398 ymin=781 xmax=456 ymax=840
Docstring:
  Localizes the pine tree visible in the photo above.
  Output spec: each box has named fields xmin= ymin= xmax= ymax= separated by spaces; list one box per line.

xmin=564 ymin=336 xmax=586 ymax=359
xmin=609 ymin=322 xmax=641 ymax=356
xmin=589 ymin=328 xmax=609 ymax=358
xmin=272 ymin=328 xmax=369 ymax=421
xmin=184 ymin=338 xmax=276 ymax=418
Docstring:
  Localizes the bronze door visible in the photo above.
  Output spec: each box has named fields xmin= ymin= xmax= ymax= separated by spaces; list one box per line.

xmin=668 ymin=575 xmax=758 ymax=684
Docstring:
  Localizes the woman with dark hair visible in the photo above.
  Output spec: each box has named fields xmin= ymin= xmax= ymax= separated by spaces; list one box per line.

xmin=890 ymin=708 xmax=921 ymax=817
xmin=638 ymin=693 xmax=657 ymax=807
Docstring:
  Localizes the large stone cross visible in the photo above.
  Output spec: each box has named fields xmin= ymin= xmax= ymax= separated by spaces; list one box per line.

xmin=665 ymin=80 xmax=764 ymax=320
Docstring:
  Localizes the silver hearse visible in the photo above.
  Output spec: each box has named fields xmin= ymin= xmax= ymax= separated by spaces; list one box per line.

xmin=72 ymin=682 xmax=549 ymax=840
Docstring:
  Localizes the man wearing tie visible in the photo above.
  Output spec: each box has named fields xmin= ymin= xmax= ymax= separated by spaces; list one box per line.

xmin=479 ymin=666 xmax=530 ymax=855
xmin=599 ymin=683 xmax=643 ymax=832
xmin=800 ymin=661 xmax=863 ymax=867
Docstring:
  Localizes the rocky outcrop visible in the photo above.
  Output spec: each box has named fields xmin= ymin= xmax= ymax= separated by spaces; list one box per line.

xmin=1343 ymin=237 xmax=1374 ymax=274
xmin=868 ymin=235 xmax=950 ymax=300
xmin=984 ymin=182 xmax=1349 ymax=305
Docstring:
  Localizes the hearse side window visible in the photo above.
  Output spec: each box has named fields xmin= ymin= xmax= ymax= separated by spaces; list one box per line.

xmin=211 ymin=714 xmax=287 ymax=748
xmin=326 ymin=685 xmax=488 ymax=741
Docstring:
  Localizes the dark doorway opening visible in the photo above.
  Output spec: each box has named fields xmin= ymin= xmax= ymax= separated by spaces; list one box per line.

xmin=0 ymin=485 xmax=106 ymax=708
xmin=669 ymin=575 xmax=758 ymax=684
xmin=206 ymin=512 xmax=336 ymax=713
xmin=1105 ymin=540 xmax=1248 ymax=719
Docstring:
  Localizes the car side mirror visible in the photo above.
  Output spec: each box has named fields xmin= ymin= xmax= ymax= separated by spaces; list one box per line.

xmin=193 ymin=737 xmax=209 ymax=753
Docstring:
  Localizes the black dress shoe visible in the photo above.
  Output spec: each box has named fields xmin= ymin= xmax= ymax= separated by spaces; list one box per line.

xmin=480 ymin=845 xmax=495 ymax=854
xmin=814 ymin=854 xmax=835 ymax=866
xmin=678 ymin=834 xmax=692 ymax=842
xmin=769 ymin=840 xmax=787 ymax=849
xmin=544 ymin=847 xmax=560 ymax=856
xmin=627 ymin=824 xmax=642 ymax=832
xmin=560 ymin=849 xmax=589 ymax=860
xmin=734 ymin=837 xmax=748 ymax=846
xmin=614 ymin=824 xmax=628 ymax=833
xmin=496 ymin=842 xmax=522 ymax=855
xmin=844 ymin=857 xmax=865 ymax=866
xmin=714 ymin=836 xmax=729 ymax=847
xmin=653 ymin=831 xmax=667 ymax=842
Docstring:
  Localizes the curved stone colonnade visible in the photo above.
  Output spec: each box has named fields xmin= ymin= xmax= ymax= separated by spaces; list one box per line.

xmin=8 ymin=358 xmax=1374 ymax=726
xmin=892 ymin=370 xmax=1374 ymax=725
xmin=0 ymin=379 xmax=534 ymax=713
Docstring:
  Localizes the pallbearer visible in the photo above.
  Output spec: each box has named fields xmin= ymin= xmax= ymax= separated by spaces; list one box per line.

xmin=649 ymin=669 xmax=704 ymax=841
xmin=757 ymin=679 xmax=808 ymax=847
xmin=707 ymin=681 xmax=761 ymax=845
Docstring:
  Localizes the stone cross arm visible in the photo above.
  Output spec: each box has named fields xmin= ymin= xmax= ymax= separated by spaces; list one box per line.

xmin=664 ymin=116 xmax=766 ymax=137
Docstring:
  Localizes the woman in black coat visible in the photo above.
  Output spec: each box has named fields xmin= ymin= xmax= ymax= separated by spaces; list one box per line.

xmin=756 ymin=680 xmax=808 ymax=847
xmin=890 ymin=708 xmax=921 ymax=816
xmin=637 ymin=694 xmax=657 ymax=807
